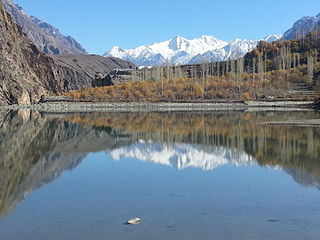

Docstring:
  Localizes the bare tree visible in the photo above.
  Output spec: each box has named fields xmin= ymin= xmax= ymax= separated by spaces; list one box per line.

xmin=307 ymin=53 xmax=314 ymax=85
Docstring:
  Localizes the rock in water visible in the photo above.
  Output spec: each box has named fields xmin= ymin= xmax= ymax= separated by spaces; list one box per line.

xmin=127 ymin=218 xmax=142 ymax=225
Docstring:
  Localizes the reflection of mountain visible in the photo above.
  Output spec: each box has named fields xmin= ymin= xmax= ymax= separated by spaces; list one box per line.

xmin=108 ymin=141 xmax=320 ymax=190
xmin=2 ymin=152 xmax=86 ymax=219
xmin=284 ymin=167 xmax=320 ymax=189
xmin=1 ymin=110 xmax=320 ymax=219
xmin=0 ymin=110 xmax=132 ymax=218
xmin=69 ymin=112 xmax=320 ymax=187
xmin=109 ymin=142 xmax=255 ymax=170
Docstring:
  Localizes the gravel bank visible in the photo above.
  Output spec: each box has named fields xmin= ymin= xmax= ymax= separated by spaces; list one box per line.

xmin=0 ymin=101 xmax=314 ymax=113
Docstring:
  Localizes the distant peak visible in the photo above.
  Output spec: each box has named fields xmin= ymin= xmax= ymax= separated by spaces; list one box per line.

xmin=169 ymin=35 xmax=189 ymax=50
xmin=111 ymin=46 xmax=123 ymax=50
xmin=199 ymin=35 xmax=225 ymax=44
xmin=105 ymin=46 xmax=125 ymax=55
xmin=230 ymin=38 xmax=254 ymax=43
xmin=262 ymin=34 xmax=282 ymax=42
xmin=106 ymin=34 xmax=267 ymax=66
xmin=201 ymin=35 xmax=214 ymax=39
xmin=172 ymin=35 xmax=187 ymax=41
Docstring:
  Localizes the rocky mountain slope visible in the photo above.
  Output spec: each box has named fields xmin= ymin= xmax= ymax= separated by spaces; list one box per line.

xmin=2 ymin=0 xmax=87 ymax=55
xmin=51 ymin=54 xmax=135 ymax=90
xmin=104 ymin=35 xmax=281 ymax=66
xmin=283 ymin=13 xmax=320 ymax=40
xmin=0 ymin=1 xmax=135 ymax=105
xmin=0 ymin=0 xmax=63 ymax=104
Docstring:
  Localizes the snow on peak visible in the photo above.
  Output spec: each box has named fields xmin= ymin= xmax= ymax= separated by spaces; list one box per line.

xmin=197 ymin=35 xmax=227 ymax=47
xmin=104 ymin=34 xmax=281 ymax=66
xmin=109 ymin=46 xmax=125 ymax=53
xmin=106 ymin=46 xmax=127 ymax=59
xmin=107 ymin=142 xmax=256 ymax=171
xmin=168 ymin=35 xmax=190 ymax=51
xmin=262 ymin=34 xmax=282 ymax=42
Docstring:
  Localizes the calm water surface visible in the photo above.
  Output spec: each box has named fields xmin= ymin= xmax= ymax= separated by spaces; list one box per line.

xmin=0 ymin=110 xmax=320 ymax=240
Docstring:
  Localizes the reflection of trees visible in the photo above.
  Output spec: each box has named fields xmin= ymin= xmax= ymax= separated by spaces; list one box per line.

xmin=0 ymin=110 xmax=131 ymax=219
xmin=68 ymin=111 xmax=320 ymax=180
xmin=0 ymin=110 xmax=319 ymax=219
xmin=0 ymin=110 xmax=86 ymax=218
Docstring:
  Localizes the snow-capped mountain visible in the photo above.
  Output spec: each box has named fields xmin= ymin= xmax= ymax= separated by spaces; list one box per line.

xmin=104 ymin=34 xmax=282 ymax=66
xmin=108 ymin=141 xmax=256 ymax=171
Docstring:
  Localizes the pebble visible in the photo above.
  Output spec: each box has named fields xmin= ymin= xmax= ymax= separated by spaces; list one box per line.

xmin=127 ymin=217 xmax=142 ymax=225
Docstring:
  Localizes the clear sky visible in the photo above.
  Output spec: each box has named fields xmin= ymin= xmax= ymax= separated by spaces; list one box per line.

xmin=14 ymin=0 xmax=320 ymax=55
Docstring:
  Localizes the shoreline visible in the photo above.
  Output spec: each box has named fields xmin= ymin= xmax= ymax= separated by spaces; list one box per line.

xmin=0 ymin=100 xmax=316 ymax=113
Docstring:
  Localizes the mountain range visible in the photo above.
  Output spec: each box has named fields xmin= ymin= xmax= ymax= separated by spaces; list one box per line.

xmin=3 ymin=0 xmax=319 ymax=66
xmin=104 ymin=35 xmax=282 ymax=66
xmin=1 ymin=0 xmax=319 ymax=104
xmin=2 ymin=0 xmax=87 ymax=55
xmin=105 ymin=12 xmax=320 ymax=66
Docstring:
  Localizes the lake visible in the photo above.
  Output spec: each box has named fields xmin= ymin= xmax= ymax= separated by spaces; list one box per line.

xmin=0 ymin=109 xmax=320 ymax=240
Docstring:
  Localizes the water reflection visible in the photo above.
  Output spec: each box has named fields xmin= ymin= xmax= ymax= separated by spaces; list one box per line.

xmin=108 ymin=142 xmax=255 ymax=170
xmin=0 ymin=110 xmax=132 ymax=219
xmin=0 ymin=109 xmax=320 ymax=220
xmin=68 ymin=111 xmax=320 ymax=186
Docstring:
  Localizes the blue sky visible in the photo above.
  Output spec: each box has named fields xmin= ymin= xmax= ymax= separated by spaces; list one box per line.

xmin=15 ymin=0 xmax=320 ymax=54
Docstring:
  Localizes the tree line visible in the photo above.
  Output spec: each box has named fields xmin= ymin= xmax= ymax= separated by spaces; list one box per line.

xmin=68 ymin=31 xmax=320 ymax=101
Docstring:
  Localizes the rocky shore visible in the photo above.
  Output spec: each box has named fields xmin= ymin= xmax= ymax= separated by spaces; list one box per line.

xmin=0 ymin=101 xmax=315 ymax=113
